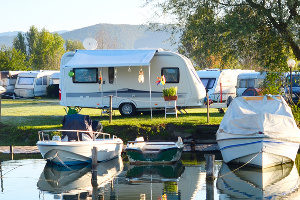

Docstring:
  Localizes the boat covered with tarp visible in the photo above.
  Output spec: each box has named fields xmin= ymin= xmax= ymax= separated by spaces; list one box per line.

xmin=217 ymin=95 xmax=300 ymax=168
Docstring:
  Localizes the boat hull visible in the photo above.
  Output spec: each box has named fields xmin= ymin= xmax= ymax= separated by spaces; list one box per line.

xmin=37 ymin=139 xmax=123 ymax=165
xmin=217 ymin=137 xmax=299 ymax=168
xmin=126 ymin=147 xmax=183 ymax=164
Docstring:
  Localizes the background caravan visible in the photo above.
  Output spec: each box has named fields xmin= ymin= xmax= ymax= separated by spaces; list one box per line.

xmin=14 ymin=70 xmax=59 ymax=98
xmin=59 ymin=49 xmax=206 ymax=116
xmin=236 ymin=72 xmax=266 ymax=97
xmin=0 ymin=71 xmax=24 ymax=98
xmin=197 ymin=69 xmax=254 ymax=108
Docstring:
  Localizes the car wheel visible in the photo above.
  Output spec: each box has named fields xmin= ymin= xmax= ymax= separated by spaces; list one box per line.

xmin=119 ymin=103 xmax=136 ymax=116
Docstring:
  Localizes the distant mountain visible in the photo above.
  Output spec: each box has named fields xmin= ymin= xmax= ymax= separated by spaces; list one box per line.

xmin=0 ymin=23 xmax=179 ymax=51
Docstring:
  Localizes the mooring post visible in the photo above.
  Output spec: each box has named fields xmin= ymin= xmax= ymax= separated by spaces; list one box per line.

xmin=109 ymin=95 xmax=113 ymax=124
xmin=9 ymin=145 xmax=13 ymax=160
xmin=0 ymin=95 xmax=2 ymax=120
xmin=0 ymin=162 xmax=3 ymax=192
xmin=205 ymin=154 xmax=215 ymax=200
xmin=91 ymin=146 xmax=98 ymax=187
xmin=206 ymin=89 xmax=210 ymax=123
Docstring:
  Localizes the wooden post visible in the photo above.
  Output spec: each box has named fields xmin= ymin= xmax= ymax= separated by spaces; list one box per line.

xmin=205 ymin=154 xmax=215 ymax=200
xmin=205 ymin=154 xmax=215 ymax=180
xmin=0 ymin=162 xmax=3 ymax=192
xmin=91 ymin=146 xmax=98 ymax=186
xmin=206 ymin=89 xmax=210 ymax=123
xmin=0 ymin=95 xmax=2 ymax=120
xmin=109 ymin=95 xmax=113 ymax=124
xmin=9 ymin=145 xmax=13 ymax=160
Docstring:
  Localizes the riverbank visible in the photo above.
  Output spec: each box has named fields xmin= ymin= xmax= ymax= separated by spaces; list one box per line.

xmin=0 ymin=99 xmax=223 ymax=146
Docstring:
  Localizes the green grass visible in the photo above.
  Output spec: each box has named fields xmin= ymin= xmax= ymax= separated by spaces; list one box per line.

xmin=0 ymin=99 xmax=223 ymax=145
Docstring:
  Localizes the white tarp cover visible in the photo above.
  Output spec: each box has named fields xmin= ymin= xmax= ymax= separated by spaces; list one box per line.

xmin=65 ymin=49 xmax=157 ymax=68
xmin=217 ymin=96 xmax=300 ymax=140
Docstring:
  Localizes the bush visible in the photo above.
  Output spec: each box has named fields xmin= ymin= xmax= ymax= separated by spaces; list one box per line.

xmin=162 ymin=87 xmax=177 ymax=97
xmin=46 ymin=84 xmax=59 ymax=98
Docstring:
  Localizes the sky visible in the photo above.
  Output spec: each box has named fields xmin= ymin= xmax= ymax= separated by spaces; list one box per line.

xmin=0 ymin=0 xmax=157 ymax=33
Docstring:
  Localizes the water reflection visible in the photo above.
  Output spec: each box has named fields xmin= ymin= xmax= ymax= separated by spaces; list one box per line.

xmin=217 ymin=162 xmax=300 ymax=199
xmin=126 ymin=162 xmax=185 ymax=200
xmin=37 ymin=157 xmax=123 ymax=199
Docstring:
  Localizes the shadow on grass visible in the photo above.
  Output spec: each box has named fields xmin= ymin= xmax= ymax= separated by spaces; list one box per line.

xmin=1 ymin=101 xmax=60 ymax=108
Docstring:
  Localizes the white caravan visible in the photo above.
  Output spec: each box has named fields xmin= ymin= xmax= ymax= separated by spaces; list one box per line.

xmin=50 ymin=72 xmax=60 ymax=85
xmin=14 ymin=70 xmax=59 ymax=98
xmin=197 ymin=69 xmax=254 ymax=108
xmin=0 ymin=71 xmax=24 ymax=97
xmin=236 ymin=72 xmax=266 ymax=97
xmin=59 ymin=49 xmax=206 ymax=116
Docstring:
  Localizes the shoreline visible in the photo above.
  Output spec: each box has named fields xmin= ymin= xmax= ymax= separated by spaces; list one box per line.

xmin=0 ymin=143 xmax=220 ymax=154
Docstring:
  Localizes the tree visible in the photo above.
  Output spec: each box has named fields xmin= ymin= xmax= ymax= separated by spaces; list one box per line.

xmin=31 ymin=29 xmax=65 ymax=70
xmin=13 ymin=32 xmax=26 ymax=55
xmin=65 ymin=40 xmax=84 ymax=51
xmin=0 ymin=47 xmax=30 ymax=71
xmin=148 ymin=0 xmax=299 ymax=67
xmin=26 ymin=26 xmax=39 ymax=56
xmin=96 ymin=30 xmax=119 ymax=49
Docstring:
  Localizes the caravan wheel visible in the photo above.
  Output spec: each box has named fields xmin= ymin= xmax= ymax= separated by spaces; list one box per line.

xmin=119 ymin=103 xmax=137 ymax=116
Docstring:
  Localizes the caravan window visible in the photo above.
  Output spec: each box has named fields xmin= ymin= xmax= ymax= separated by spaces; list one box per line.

xmin=73 ymin=68 xmax=98 ymax=83
xmin=42 ymin=76 xmax=47 ymax=85
xmin=108 ymin=67 xmax=114 ymax=84
xmin=200 ymin=78 xmax=216 ymax=89
xmin=18 ymin=77 xmax=34 ymax=85
xmin=239 ymin=79 xmax=255 ymax=88
xmin=161 ymin=68 xmax=179 ymax=83
xmin=36 ymin=77 xmax=42 ymax=85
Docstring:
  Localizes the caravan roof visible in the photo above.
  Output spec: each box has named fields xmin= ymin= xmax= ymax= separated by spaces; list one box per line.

xmin=238 ymin=72 xmax=266 ymax=79
xmin=64 ymin=49 xmax=157 ymax=68
xmin=197 ymin=69 xmax=221 ymax=78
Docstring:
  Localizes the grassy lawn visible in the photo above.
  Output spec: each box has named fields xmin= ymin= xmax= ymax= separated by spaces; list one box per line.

xmin=0 ymin=98 xmax=224 ymax=145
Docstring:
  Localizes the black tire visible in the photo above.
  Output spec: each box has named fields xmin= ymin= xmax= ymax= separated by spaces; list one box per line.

xmin=119 ymin=103 xmax=137 ymax=116
xmin=227 ymin=96 xmax=233 ymax=107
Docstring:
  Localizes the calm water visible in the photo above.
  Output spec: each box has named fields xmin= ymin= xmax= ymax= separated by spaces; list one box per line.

xmin=0 ymin=153 xmax=300 ymax=200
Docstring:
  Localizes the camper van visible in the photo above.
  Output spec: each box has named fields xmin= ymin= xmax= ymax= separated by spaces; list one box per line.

xmin=285 ymin=72 xmax=300 ymax=104
xmin=59 ymin=49 xmax=206 ymax=116
xmin=0 ymin=71 xmax=24 ymax=98
xmin=197 ymin=69 xmax=254 ymax=107
xmin=236 ymin=72 xmax=266 ymax=97
xmin=14 ymin=70 xmax=59 ymax=98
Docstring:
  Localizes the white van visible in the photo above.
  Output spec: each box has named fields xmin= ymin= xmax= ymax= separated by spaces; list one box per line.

xmin=236 ymin=72 xmax=266 ymax=97
xmin=14 ymin=70 xmax=59 ymax=98
xmin=197 ymin=69 xmax=254 ymax=107
xmin=59 ymin=49 xmax=206 ymax=116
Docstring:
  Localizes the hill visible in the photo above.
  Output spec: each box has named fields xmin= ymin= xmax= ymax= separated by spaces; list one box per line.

xmin=0 ymin=23 xmax=179 ymax=51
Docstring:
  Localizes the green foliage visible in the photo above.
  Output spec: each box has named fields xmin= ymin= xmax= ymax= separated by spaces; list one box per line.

xmin=0 ymin=47 xmax=31 ymax=71
xmin=46 ymin=84 xmax=59 ymax=98
xmin=65 ymin=39 xmax=84 ymax=51
xmin=261 ymin=72 xmax=285 ymax=95
xmin=13 ymin=32 xmax=26 ymax=55
xmin=31 ymin=29 xmax=65 ymax=70
xmin=162 ymin=86 xmax=177 ymax=97
xmin=26 ymin=26 xmax=39 ymax=56
xmin=150 ymin=0 xmax=299 ymax=69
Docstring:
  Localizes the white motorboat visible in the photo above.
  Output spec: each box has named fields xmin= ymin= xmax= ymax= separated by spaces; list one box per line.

xmin=37 ymin=114 xmax=123 ymax=165
xmin=217 ymin=162 xmax=300 ymax=199
xmin=217 ymin=95 xmax=300 ymax=168
xmin=125 ymin=137 xmax=184 ymax=164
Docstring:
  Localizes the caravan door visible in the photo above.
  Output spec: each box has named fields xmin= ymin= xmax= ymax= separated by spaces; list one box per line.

xmin=100 ymin=67 xmax=118 ymax=108
xmin=34 ymin=76 xmax=48 ymax=96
